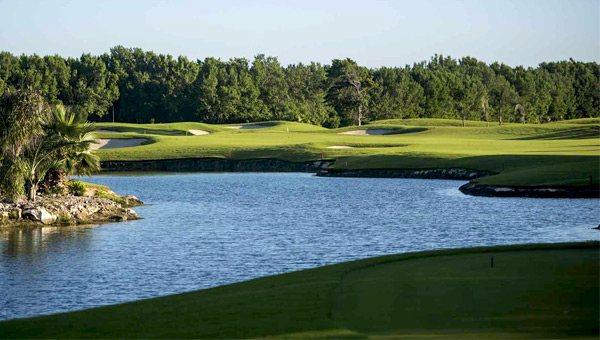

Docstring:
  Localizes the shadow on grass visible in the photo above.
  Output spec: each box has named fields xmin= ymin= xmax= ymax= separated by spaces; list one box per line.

xmin=511 ymin=126 xmax=600 ymax=140
xmin=384 ymin=127 xmax=428 ymax=135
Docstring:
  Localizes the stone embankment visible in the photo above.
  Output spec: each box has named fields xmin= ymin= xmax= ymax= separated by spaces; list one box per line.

xmin=316 ymin=168 xmax=492 ymax=180
xmin=101 ymin=158 xmax=598 ymax=199
xmin=0 ymin=194 xmax=143 ymax=227
xmin=459 ymin=182 xmax=600 ymax=198
xmin=102 ymin=158 xmax=333 ymax=172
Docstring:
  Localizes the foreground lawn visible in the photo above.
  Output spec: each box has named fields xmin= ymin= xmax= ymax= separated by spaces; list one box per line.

xmin=0 ymin=242 xmax=597 ymax=339
xmin=92 ymin=119 xmax=600 ymax=187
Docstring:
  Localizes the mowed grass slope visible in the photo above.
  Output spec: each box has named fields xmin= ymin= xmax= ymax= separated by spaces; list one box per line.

xmin=0 ymin=242 xmax=597 ymax=339
xmin=93 ymin=119 xmax=600 ymax=187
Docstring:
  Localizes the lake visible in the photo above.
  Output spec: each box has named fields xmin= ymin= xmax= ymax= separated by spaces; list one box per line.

xmin=1 ymin=173 xmax=598 ymax=321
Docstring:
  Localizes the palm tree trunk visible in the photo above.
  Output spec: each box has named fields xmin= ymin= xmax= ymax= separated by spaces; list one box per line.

xmin=26 ymin=180 xmax=36 ymax=201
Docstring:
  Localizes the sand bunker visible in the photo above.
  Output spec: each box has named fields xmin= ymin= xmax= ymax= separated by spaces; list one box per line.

xmin=90 ymin=138 xmax=147 ymax=150
xmin=339 ymin=129 xmax=394 ymax=135
xmin=188 ymin=130 xmax=210 ymax=135
xmin=226 ymin=125 xmax=267 ymax=130
xmin=327 ymin=146 xmax=355 ymax=149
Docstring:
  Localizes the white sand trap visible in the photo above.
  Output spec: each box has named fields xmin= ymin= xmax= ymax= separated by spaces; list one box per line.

xmin=327 ymin=145 xmax=355 ymax=149
xmin=226 ymin=125 xmax=267 ymax=130
xmin=96 ymin=129 xmax=120 ymax=133
xmin=90 ymin=138 xmax=147 ymax=150
xmin=339 ymin=129 xmax=394 ymax=135
xmin=188 ymin=129 xmax=210 ymax=135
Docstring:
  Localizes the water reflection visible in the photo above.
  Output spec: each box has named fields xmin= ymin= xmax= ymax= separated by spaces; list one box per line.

xmin=1 ymin=226 xmax=95 ymax=257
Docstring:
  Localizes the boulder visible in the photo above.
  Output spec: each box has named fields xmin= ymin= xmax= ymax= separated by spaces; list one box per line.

xmin=125 ymin=208 xmax=139 ymax=220
xmin=1 ymin=211 xmax=9 ymax=222
xmin=23 ymin=208 xmax=57 ymax=225
xmin=9 ymin=208 xmax=22 ymax=220
xmin=108 ymin=215 xmax=126 ymax=222
xmin=124 ymin=195 xmax=144 ymax=206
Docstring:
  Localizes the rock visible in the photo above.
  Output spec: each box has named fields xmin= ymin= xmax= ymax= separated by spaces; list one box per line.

xmin=125 ymin=208 xmax=139 ymax=220
xmin=108 ymin=215 xmax=126 ymax=222
xmin=9 ymin=209 xmax=22 ymax=220
xmin=23 ymin=208 xmax=57 ymax=225
xmin=124 ymin=195 xmax=143 ymax=206
xmin=494 ymin=187 xmax=514 ymax=192
xmin=0 ymin=193 xmax=141 ymax=227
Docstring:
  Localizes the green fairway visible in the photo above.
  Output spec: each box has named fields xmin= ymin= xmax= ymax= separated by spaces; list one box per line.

xmin=93 ymin=118 xmax=600 ymax=187
xmin=0 ymin=242 xmax=597 ymax=339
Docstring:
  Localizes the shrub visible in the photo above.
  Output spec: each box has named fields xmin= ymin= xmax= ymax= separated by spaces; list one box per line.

xmin=57 ymin=214 xmax=72 ymax=225
xmin=67 ymin=180 xmax=86 ymax=196
xmin=45 ymin=185 xmax=65 ymax=196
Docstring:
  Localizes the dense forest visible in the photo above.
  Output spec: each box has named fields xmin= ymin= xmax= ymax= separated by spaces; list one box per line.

xmin=0 ymin=46 xmax=598 ymax=127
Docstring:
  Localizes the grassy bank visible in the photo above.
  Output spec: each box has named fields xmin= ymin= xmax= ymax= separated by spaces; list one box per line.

xmin=0 ymin=242 xmax=597 ymax=339
xmin=91 ymin=118 xmax=600 ymax=187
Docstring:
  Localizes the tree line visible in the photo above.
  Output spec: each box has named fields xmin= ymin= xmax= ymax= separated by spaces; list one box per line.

xmin=0 ymin=46 xmax=598 ymax=127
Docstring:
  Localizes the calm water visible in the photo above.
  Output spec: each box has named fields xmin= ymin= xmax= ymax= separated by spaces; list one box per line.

xmin=1 ymin=173 xmax=598 ymax=321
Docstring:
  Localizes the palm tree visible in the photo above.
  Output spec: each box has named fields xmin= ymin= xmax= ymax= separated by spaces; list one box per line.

xmin=31 ymin=105 xmax=100 ymax=199
xmin=0 ymin=88 xmax=50 ymax=202
xmin=19 ymin=134 xmax=68 ymax=200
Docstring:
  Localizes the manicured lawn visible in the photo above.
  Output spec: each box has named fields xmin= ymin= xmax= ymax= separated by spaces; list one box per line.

xmin=92 ymin=119 xmax=600 ymax=187
xmin=0 ymin=242 xmax=597 ymax=339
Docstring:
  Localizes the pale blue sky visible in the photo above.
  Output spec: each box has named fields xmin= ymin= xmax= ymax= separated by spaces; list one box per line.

xmin=0 ymin=0 xmax=598 ymax=67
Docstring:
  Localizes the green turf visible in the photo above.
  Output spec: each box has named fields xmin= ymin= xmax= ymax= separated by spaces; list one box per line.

xmin=0 ymin=242 xmax=597 ymax=339
xmin=91 ymin=119 xmax=600 ymax=187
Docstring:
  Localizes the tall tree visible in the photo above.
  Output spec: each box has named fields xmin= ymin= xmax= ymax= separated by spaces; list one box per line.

xmin=489 ymin=76 xmax=516 ymax=125
xmin=0 ymin=88 xmax=50 ymax=201
xmin=327 ymin=59 xmax=373 ymax=126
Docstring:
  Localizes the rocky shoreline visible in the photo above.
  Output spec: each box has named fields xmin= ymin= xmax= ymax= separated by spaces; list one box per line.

xmin=101 ymin=158 xmax=332 ymax=172
xmin=101 ymin=158 xmax=598 ymax=199
xmin=0 ymin=194 xmax=143 ymax=228
xmin=459 ymin=182 xmax=600 ymax=198
xmin=316 ymin=168 xmax=493 ymax=180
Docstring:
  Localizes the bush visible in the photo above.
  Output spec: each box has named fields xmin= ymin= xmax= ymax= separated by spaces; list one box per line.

xmin=67 ymin=180 xmax=86 ymax=196
xmin=56 ymin=214 xmax=72 ymax=225
xmin=45 ymin=185 xmax=64 ymax=196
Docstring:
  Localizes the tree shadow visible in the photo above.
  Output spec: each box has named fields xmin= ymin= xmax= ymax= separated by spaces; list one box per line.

xmin=511 ymin=126 xmax=600 ymax=140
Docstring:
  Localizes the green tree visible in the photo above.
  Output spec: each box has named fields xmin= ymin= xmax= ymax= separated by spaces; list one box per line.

xmin=327 ymin=59 xmax=373 ymax=126
xmin=489 ymin=76 xmax=517 ymax=125
xmin=21 ymin=104 xmax=99 ymax=200
xmin=65 ymin=54 xmax=119 ymax=117
xmin=0 ymin=88 xmax=50 ymax=201
xmin=370 ymin=67 xmax=424 ymax=120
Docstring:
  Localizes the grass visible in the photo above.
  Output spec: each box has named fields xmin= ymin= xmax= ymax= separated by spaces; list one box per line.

xmin=91 ymin=118 xmax=600 ymax=187
xmin=0 ymin=242 xmax=597 ymax=339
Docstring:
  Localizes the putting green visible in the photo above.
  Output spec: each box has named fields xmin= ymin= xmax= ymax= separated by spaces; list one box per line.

xmin=0 ymin=242 xmax=597 ymax=339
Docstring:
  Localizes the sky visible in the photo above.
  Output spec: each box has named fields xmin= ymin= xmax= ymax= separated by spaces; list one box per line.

xmin=0 ymin=0 xmax=598 ymax=68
